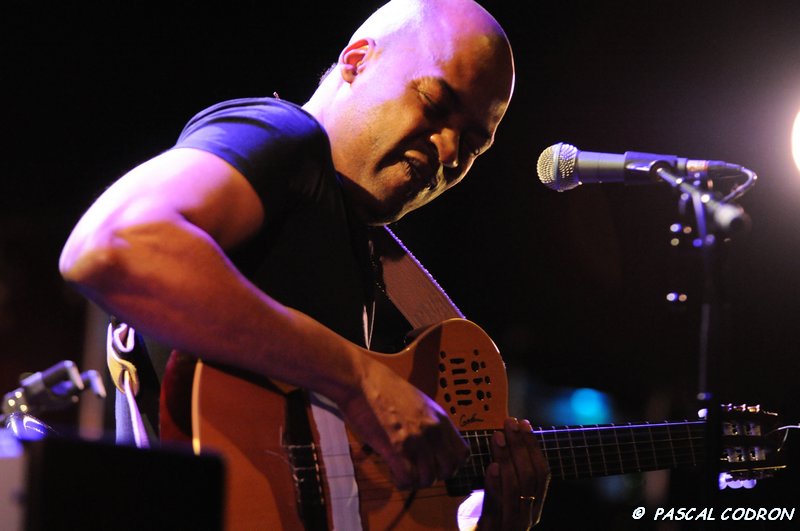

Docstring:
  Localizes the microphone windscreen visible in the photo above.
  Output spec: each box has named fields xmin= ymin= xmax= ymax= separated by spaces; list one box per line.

xmin=537 ymin=142 xmax=580 ymax=191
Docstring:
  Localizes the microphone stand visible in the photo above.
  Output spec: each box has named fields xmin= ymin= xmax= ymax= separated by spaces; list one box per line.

xmin=650 ymin=163 xmax=752 ymax=523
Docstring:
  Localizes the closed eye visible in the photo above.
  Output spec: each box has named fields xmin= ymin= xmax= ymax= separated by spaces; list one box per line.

xmin=417 ymin=81 xmax=493 ymax=159
xmin=419 ymin=91 xmax=449 ymax=120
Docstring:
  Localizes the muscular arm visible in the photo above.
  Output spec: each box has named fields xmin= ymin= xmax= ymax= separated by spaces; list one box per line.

xmin=60 ymin=147 xmax=466 ymax=487
xmin=62 ymin=148 xmax=362 ymax=400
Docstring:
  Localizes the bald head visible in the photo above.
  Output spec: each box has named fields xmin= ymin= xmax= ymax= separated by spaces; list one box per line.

xmin=348 ymin=0 xmax=513 ymax=89
xmin=305 ymin=0 xmax=515 ymax=223
xmin=350 ymin=0 xmax=508 ymax=42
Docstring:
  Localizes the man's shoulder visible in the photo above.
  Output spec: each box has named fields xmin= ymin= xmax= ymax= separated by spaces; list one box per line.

xmin=185 ymin=97 xmax=324 ymax=139
xmin=175 ymin=96 xmax=332 ymax=177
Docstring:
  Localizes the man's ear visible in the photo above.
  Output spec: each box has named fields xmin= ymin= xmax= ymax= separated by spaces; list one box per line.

xmin=339 ymin=38 xmax=376 ymax=84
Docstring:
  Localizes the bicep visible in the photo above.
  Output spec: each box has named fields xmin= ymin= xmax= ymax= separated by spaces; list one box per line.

xmin=70 ymin=148 xmax=265 ymax=253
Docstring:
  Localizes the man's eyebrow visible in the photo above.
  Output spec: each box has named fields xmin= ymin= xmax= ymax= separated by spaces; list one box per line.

xmin=434 ymin=77 xmax=461 ymax=107
xmin=434 ymin=78 xmax=493 ymax=145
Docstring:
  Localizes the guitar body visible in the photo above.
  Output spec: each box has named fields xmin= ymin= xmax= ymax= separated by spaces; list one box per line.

xmin=192 ymin=319 xmax=509 ymax=530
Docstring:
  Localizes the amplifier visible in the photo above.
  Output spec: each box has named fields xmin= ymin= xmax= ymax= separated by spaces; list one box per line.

xmin=0 ymin=430 xmax=224 ymax=531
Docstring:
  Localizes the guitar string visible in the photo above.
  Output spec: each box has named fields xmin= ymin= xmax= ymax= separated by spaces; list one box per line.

xmin=285 ymin=422 xmax=714 ymax=490
xmin=285 ymin=442 xmax=707 ymax=473
xmin=286 ymin=426 xmax=776 ymax=506
xmin=284 ymin=432 xmax=706 ymax=460
xmin=292 ymin=440 xmax=713 ymax=499
xmin=285 ymin=430 xmax=707 ymax=458
xmin=291 ymin=459 xmax=709 ymax=492
xmin=287 ymin=434 xmax=707 ymax=485
xmin=292 ymin=427 xmax=710 ymax=487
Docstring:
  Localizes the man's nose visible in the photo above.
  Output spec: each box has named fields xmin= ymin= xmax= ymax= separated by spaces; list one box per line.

xmin=430 ymin=128 xmax=459 ymax=169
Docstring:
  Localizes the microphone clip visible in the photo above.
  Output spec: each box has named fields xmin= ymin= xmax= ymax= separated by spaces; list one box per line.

xmin=2 ymin=360 xmax=107 ymax=419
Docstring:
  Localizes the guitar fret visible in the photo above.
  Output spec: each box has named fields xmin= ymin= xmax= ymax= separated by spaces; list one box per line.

xmin=667 ymin=424 xmax=677 ymax=468
xmin=612 ymin=423 xmax=624 ymax=475
xmin=467 ymin=432 xmax=482 ymax=487
xmin=566 ymin=427 xmax=580 ymax=479
xmin=598 ymin=425 xmax=609 ymax=476
xmin=551 ymin=427 xmax=567 ymax=481
xmin=639 ymin=424 xmax=651 ymax=469
xmin=538 ymin=426 xmax=550 ymax=478
xmin=474 ymin=431 xmax=486 ymax=487
xmin=650 ymin=424 xmax=677 ymax=471
xmin=650 ymin=424 xmax=677 ymax=469
xmin=584 ymin=424 xmax=608 ymax=476
xmin=540 ymin=426 xmax=568 ymax=480
xmin=629 ymin=423 xmax=642 ymax=471
xmin=647 ymin=422 xmax=658 ymax=470
xmin=553 ymin=426 xmax=567 ymax=479
xmin=580 ymin=426 xmax=593 ymax=478
xmin=687 ymin=422 xmax=697 ymax=466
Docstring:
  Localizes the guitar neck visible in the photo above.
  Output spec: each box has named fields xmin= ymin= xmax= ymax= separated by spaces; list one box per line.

xmin=448 ymin=420 xmax=706 ymax=492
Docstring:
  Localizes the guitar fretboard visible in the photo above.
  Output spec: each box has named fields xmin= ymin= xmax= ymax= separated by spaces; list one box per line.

xmin=447 ymin=420 xmax=706 ymax=494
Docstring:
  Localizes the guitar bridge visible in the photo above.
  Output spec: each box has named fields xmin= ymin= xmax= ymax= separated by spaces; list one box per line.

xmin=283 ymin=390 xmax=328 ymax=530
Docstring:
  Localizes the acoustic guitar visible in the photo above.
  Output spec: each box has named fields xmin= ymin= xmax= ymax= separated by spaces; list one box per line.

xmin=190 ymin=318 xmax=785 ymax=530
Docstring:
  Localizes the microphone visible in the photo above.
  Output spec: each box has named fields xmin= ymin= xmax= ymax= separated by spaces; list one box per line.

xmin=537 ymin=142 xmax=746 ymax=192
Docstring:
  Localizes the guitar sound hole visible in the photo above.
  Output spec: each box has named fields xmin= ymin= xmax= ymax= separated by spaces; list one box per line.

xmin=441 ymin=343 xmax=495 ymax=419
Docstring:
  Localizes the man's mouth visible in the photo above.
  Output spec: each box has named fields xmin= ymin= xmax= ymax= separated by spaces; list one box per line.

xmin=403 ymin=157 xmax=437 ymax=192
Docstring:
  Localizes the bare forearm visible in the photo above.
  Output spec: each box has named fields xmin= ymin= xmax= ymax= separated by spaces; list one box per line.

xmin=61 ymin=218 xmax=365 ymax=405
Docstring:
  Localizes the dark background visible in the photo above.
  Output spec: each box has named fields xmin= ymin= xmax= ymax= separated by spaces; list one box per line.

xmin=3 ymin=0 xmax=800 ymax=528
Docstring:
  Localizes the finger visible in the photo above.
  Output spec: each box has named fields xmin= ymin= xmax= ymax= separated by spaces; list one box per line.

xmin=505 ymin=418 xmax=537 ymax=497
xmin=520 ymin=419 xmax=550 ymax=526
xmin=521 ymin=419 xmax=550 ymax=488
xmin=480 ymin=461 xmax=503 ymax=530
xmin=491 ymin=427 xmax=520 ymax=526
xmin=384 ymin=452 xmax=416 ymax=491
xmin=406 ymin=433 xmax=438 ymax=487
xmin=419 ymin=417 xmax=451 ymax=485
xmin=436 ymin=417 xmax=469 ymax=479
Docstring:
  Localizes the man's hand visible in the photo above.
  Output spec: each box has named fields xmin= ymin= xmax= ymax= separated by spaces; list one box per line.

xmin=337 ymin=356 xmax=469 ymax=489
xmin=478 ymin=418 xmax=550 ymax=530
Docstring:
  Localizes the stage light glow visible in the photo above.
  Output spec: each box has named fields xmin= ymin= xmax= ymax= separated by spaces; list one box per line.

xmin=793 ymin=110 xmax=800 ymax=173
xmin=570 ymin=388 xmax=609 ymax=423
xmin=548 ymin=387 xmax=612 ymax=425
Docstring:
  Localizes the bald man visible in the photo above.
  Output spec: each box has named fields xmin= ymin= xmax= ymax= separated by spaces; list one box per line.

xmin=60 ymin=0 xmax=549 ymax=528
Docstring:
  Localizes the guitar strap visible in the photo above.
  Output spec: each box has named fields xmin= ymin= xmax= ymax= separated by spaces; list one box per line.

xmin=370 ymin=225 xmax=465 ymax=328
xmin=106 ymin=320 xmax=153 ymax=448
